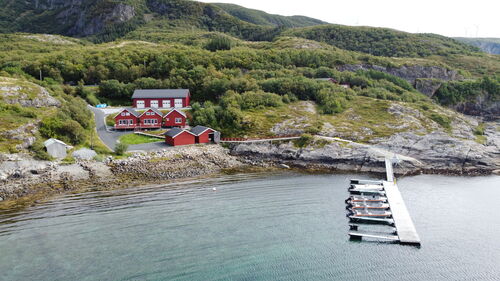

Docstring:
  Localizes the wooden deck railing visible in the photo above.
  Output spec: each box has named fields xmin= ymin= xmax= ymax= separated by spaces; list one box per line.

xmin=220 ymin=134 xmax=301 ymax=142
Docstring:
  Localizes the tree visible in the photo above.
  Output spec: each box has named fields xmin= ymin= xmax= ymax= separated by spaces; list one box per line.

xmin=205 ymin=35 xmax=233 ymax=52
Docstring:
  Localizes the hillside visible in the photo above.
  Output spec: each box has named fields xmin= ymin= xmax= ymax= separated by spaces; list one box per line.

xmin=284 ymin=25 xmax=480 ymax=58
xmin=212 ymin=3 xmax=326 ymax=27
xmin=455 ymin=38 xmax=500 ymax=55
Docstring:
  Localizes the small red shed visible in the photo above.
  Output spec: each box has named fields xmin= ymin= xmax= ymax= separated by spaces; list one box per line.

xmin=138 ymin=108 xmax=163 ymax=129
xmin=164 ymin=128 xmax=196 ymax=146
xmin=114 ymin=108 xmax=139 ymax=130
xmin=190 ymin=125 xmax=216 ymax=144
xmin=163 ymin=109 xmax=187 ymax=128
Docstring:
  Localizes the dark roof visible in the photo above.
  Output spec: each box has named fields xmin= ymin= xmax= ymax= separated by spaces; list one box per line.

xmin=190 ymin=125 xmax=214 ymax=136
xmin=132 ymin=89 xmax=190 ymax=99
xmin=164 ymin=128 xmax=195 ymax=138
xmin=116 ymin=108 xmax=140 ymax=118
xmin=139 ymin=107 xmax=163 ymax=117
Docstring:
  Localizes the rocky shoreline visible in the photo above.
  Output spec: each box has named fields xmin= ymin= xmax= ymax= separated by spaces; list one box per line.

xmin=0 ymin=145 xmax=244 ymax=207
xmin=1 ymin=137 xmax=499 ymax=207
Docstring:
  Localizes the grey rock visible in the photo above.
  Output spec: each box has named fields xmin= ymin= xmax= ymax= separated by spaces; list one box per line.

xmin=337 ymin=64 xmax=460 ymax=85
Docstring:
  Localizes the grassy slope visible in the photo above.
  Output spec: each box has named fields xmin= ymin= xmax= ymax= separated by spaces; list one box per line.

xmin=284 ymin=24 xmax=480 ymax=58
xmin=0 ymin=76 xmax=110 ymax=155
xmin=213 ymin=3 xmax=326 ymax=27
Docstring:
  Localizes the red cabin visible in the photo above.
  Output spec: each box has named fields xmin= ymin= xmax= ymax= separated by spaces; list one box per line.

xmin=138 ymin=108 xmax=163 ymax=129
xmin=190 ymin=125 xmax=216 ymax=144
xmin=114 ymin=108 xmax=139 ymax=130
xmin=164 ymin=128 xmax=196 ymax=146
xmin=132 ymin=89 xmax=190 ymax=109
xmin=163 ymin=109 xmax=187 ymax=128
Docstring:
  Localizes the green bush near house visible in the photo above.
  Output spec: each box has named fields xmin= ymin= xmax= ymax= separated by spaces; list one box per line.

xmin=114 ymin=142 xmax=129 ymax=156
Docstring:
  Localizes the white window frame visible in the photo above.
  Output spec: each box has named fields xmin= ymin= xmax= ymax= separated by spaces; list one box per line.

xmin=174 ymin=99 xmax=183 ymax=108
xmin=121 ymin=112 xmax=125 ymax=116
xmin=150 ymin=100 xmax=159 ymax=108
xmin=175 ymin=117 xmax=182 ymax=124
xmin=162 ymin=100 xmax=171 ymax=108
xmin=136 ymin=100 xmax=145 ymax=109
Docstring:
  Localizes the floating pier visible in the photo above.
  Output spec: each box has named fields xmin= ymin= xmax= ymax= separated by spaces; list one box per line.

xmin=345 ymin=158 xmax=421 ymax=246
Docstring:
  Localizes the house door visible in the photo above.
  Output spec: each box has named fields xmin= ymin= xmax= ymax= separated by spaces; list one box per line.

xmin=174 ymin=99 xmax=183 ymax=108
xmin=162 ymin=100 xmax=171 ymax=108
xmin=136 ymin=100 xmax=145 ymax=109
xmin=150 ymin=100 xmax=159 ymax=108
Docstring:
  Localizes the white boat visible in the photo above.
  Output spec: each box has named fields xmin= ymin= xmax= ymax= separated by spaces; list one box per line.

xmin=348 ymin=203 xmax=390 ymax=209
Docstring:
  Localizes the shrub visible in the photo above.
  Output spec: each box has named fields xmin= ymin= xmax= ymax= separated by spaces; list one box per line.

xmin=114 ymin=142 xmax=128 ymax=155
xmin=205 ymin=35 xmax=233 ymax=52
xmin=294 ymin=134 xmax=314 ymax=148
xmin=429 ymin=113 xmax=451 ymax=130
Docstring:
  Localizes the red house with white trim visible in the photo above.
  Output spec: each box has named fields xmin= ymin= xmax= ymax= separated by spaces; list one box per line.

xmin=132 ymin=89 xmax=190 ymax=109
xmin=138 ymin=108 xmax=163 ymax=129
xmin=114 ymin=108 xmax=139 ymax=130
xmin=163 ymin=109 xmax=187 ymax=128
xmin=164 ymin=128 xmax=196 ymax=146
xmin=190 ymin=125 xmax=216 ymax=144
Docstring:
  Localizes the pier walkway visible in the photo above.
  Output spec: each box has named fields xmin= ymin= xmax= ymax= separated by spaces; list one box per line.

xmin=346 ymin=158 xmax=421 ymax=245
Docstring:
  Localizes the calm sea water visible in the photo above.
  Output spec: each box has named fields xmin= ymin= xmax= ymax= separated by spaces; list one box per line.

xmin=0 ymin=172 xmax=499 ymax=281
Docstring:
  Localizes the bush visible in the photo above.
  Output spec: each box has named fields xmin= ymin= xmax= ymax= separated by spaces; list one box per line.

xmin=205 ymin=35 xmax=233 ymax=52
xmin=114 ymin=142 xmax=128 ymax=155
xmin=294 ymin=134 xmax=314 ymax=148
xmin=30 ymin=138 xmax=52 ymax=160
xmin=429 ymin=113 xmax=451 ymax=130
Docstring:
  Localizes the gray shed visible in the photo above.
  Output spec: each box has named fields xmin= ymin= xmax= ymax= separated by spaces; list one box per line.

xmin=44 ymin=138 xmax=71 ymax=159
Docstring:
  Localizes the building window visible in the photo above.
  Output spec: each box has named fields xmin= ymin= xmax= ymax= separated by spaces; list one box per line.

xmin=166 ymin=118 xmax=170 ymax=121
xmin=174 ymin=99 xmax=183 ymax=108
xmin=121 ymin=112 xmax=125 ymax=116
xmin=175 ymin=118 xmax=182 ymax=124
xmin=126 ymin=112 xmax=130 ymax=116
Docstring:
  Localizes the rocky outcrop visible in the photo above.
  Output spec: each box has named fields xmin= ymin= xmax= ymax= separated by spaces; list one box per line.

xmin=230 ymin=122 xmax=500 ymax=175
xmin=414 ymin=78 xmax=444 ymax=97
xmin=337 ymin=64 xmax=460 ymax=88
xmin=451 ymin=96 xmax=500 ymax=120
xmin=1 ymin=85 xmax=60 ymax=107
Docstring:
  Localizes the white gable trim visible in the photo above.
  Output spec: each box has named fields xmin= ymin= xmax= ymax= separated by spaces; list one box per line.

xmin=164 ymin=108 xmax=186 ymax=118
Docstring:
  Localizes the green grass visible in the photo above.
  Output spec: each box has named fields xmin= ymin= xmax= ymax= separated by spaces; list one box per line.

xmin=106 ymin=114 xmax=116 ymax=126
xmin=119 ymin=133 xmax=163 ymax=145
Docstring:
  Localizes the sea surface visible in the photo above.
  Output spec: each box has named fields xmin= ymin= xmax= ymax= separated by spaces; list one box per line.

xmin=0 ymin=172 xmax=499 ymax=281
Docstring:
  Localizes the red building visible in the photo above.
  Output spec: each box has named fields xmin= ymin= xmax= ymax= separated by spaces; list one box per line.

xmin=114 ymin=108 xmax=140 ymax=130
xmin=164 ymin=128 xmax=196 ymax=146
xmin=132 ymin=89 xmax=190 ymax=109
xmin=190 ymin=125 xmax=216 ymax=143
xmin=138 ymin=108 xmax=163 ymax=129
xmin=163 ymin=109 xmax=187 ymax=128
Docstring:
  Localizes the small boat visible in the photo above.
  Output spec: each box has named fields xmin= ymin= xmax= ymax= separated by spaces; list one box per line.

xmin=348 ymin=184 xmax=384 ymax=193
xmin=347 ymin=203 xmax=390 ymax=210
xmin=348 ymin=209 xmax=392 ymax=218
xmin=348 ymin=189 xmax=386 ymax=195
xmin=348 ymin=216 xmax=395 ymax=225
xmin=345 ymin=195 xmax=387 ymax=203
xmin=349 ymin=184 xmax=383 ymax=190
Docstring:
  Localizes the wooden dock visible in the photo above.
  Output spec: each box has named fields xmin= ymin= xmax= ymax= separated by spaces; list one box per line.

xmin=348 ymin=231 xmax=399 ymax=241
xmin=382 ymin=181 xmax=421 ymax=245
xmin=345 ymin=158 xmax=421 ymax=246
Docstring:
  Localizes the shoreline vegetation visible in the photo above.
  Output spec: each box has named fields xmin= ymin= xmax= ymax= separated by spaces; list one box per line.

xmin=1 ymin=142 xmax=498 ymax=210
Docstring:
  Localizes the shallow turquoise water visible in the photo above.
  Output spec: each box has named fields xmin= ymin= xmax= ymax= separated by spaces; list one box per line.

xmin=0 ymin=172 xmax=499 ymax=281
